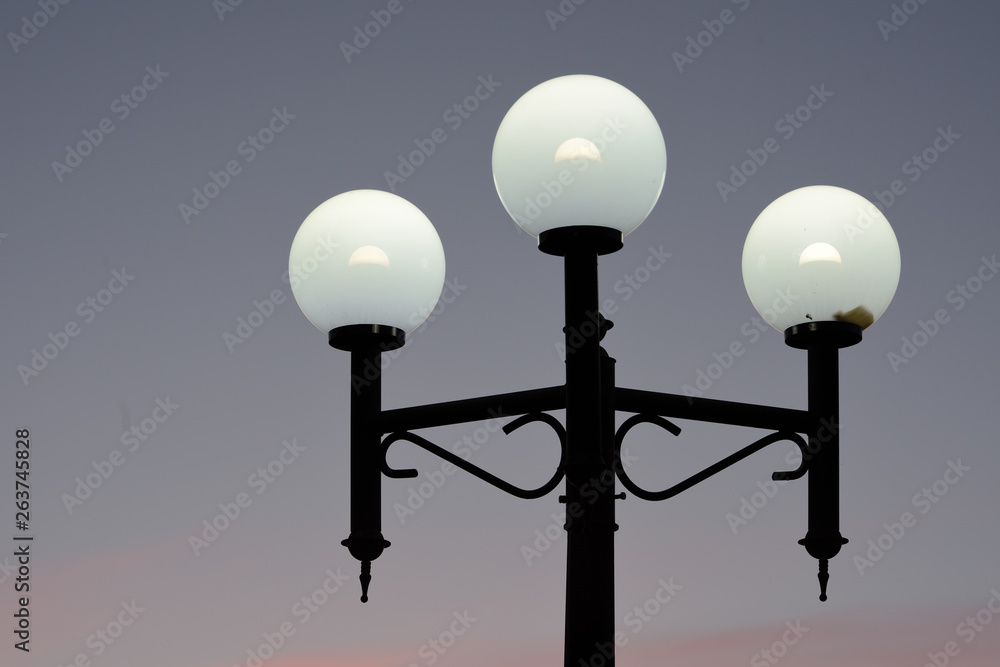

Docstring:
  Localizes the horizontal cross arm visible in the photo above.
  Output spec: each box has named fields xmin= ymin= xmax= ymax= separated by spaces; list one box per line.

xmin=380 ymin=385 xmax=566 ymax=433
xmin=615 ymin=387 xmax=813 ymax=433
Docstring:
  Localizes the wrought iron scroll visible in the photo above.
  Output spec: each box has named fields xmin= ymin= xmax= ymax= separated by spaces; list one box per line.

xmin=381 ymin=412 xmax=567 ymax=499
xmin=614 ymin=413 xmax=809 ymax=501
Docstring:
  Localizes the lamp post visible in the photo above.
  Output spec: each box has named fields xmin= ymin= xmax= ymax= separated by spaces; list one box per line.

xmin=287 ymin=75 xmax=901 ymax=667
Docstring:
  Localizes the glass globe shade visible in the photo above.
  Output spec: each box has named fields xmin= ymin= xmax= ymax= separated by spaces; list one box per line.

xmin=742 ymin=185 xmax=901 ymax=332
xmin=288 ymin=190 xmax=446 ymax=333
xmin=492 ymin=74 xmax=667 ymax=238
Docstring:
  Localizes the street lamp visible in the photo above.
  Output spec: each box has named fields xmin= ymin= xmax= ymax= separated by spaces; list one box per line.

xmin=287 ymin=74 xmax=900 ymax=667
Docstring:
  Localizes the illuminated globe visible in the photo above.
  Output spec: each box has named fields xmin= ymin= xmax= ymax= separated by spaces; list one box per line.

xmin=288 ymin=190 xmax=446 ymax=333
xmin=492 ymin=74 xmax=667 ymax=239
xmin=742 ymin=185 xmax=901 ymax=332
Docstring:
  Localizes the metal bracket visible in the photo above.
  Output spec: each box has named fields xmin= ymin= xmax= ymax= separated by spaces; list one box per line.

xmin=614 ymin=413 xmax=809 ymax=501
xmin=381 ymin=412 xmax=567 ymax=500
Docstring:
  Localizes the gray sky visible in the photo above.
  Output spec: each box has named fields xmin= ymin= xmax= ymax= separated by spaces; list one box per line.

xmin=2 ymin=1 xmax=999 ymax=666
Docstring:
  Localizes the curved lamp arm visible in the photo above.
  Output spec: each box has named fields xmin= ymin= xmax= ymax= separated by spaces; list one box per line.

xmin=381 ymin=412 xmax=566 ymax=500
xmin=614 ymin=414 xmax=809 ymax=501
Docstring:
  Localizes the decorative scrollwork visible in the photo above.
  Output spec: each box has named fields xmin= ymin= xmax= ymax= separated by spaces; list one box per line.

xmin=614 ymin=413 xmax=809 ymax=501
xmin=380 ymin=412 xmax=566 ymax=500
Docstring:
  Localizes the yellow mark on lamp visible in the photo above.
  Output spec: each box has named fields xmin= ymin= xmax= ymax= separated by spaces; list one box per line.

xmin=799 ymin=242 xmax=843 ymax=266
xmin=554 ymin=137 xmax=602 ymax=164
xmin=348 ymin=245 xmax=390 ymax=268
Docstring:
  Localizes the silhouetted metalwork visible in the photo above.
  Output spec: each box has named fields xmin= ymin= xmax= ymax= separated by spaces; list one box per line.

xmin=329 ymin=228 xmax=862 ymax=667
xmin=613 ymin=420 xmax=810 ymax=501
xmin=380 ymin=412 xmax=566 ymax=499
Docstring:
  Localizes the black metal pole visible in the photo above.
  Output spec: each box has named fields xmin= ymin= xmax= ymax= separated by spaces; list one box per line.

xmin=341 ymin=341 xmax=391 ymax=602
xmin=784 ymin=321 xmax=858 ymax=600
xmin=799 ymin=340 xmax=847 ymax=601
xmin=562 ymin=243 xmax=616 ymax=667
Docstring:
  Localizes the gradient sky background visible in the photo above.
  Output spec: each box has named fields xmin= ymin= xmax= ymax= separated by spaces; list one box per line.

xmin=2 ymin=1 xmax=999 ymax=666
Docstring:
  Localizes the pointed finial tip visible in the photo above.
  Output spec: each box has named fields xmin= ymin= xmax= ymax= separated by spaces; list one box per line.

xmin=359 ymin=560 xmax=372 ymax=604
xmin=817 ymin=558 xmax=830 ymax=602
